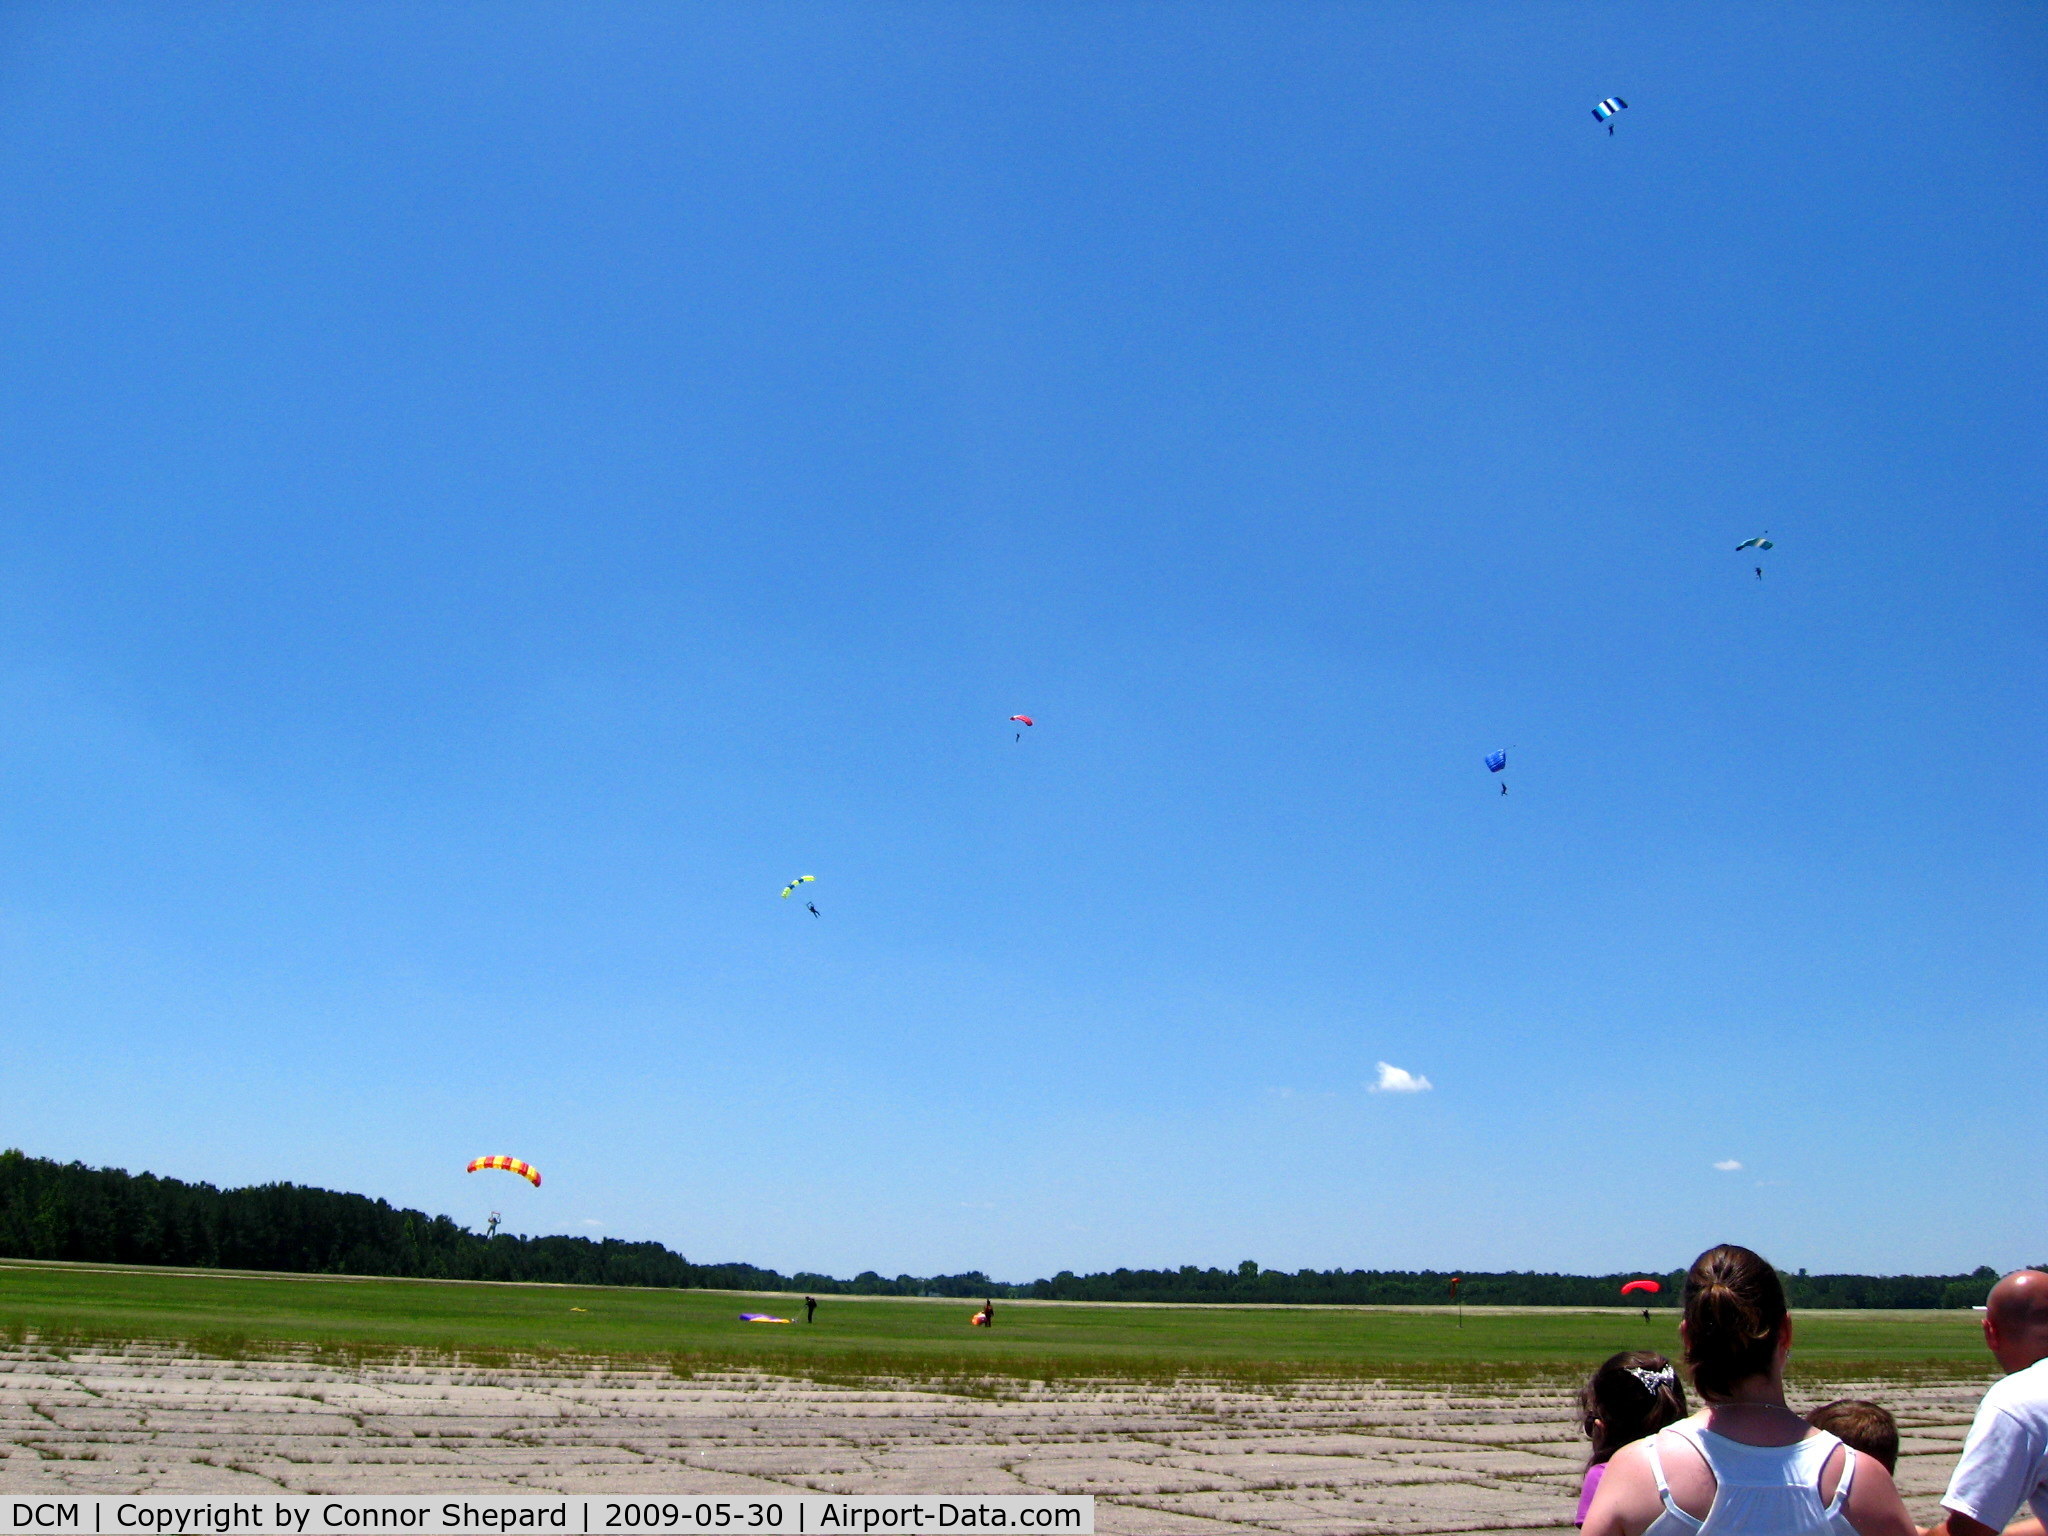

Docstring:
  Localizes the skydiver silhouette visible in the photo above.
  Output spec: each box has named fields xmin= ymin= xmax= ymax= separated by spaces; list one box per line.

xmin=1014 ymin=732 xmax=1020 ymax=742
xmin=1500 ymin=782 xmax=1508 ymax=796
xmin=805 ymin=1295 xmax=817 ymax=1323
xmin=1755 ymin=566 xmax=1764 ymax=580
xmin=485 ymin=1211 xmax=501 ymax=1239
xmin=807 ymin=901 xmax=820 ymax=918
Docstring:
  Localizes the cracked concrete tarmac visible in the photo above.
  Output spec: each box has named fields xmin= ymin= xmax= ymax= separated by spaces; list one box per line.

xmin=0 ymin=1343 xmax=1992 ymax=1535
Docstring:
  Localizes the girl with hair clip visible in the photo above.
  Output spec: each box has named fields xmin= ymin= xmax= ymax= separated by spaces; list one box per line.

xmin=1582 ymin=1244 xmax=1918 ymax=1536
xmin=1577 ymin=1352 xmax=1688 ymax=1525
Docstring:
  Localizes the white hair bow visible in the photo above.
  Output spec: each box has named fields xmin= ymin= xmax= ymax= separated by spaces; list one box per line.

xmin=1627 ymin=1365 xmax=1676 ymax=1395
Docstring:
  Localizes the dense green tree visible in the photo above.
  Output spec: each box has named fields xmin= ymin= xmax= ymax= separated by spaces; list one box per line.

xmin=0 ymin=1151 xmax=2017 ymax=1308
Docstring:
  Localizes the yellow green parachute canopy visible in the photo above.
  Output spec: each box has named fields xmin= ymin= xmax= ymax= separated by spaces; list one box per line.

xmin=780 ymin=875 xmax=815 ymax=899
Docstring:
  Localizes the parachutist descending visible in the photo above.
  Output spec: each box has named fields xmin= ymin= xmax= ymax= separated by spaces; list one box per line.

xmin=1009 ymin=714 xmax=1033 ymax=743
xmin=485 ymin=1211 xmax=500 ymax=1239
xmin=1593 ymin=97 xmax=1628 ymax=133
xmin=780 ymin=875 xmax=815 ymax=899
xmin=1737 ymin=532 xmax=1773 ymax=581
xmin=1501 ymin=782 xmax=1509 ymax=796
xmin=807 ymin=901 xmax=820 ymax=918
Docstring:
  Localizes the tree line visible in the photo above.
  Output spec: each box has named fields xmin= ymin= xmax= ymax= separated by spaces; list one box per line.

xmin=0 ymin=1150 xmax=2005 ymax=1308
xmin=1015 ymin=1259 xmax=2004 ymax=1310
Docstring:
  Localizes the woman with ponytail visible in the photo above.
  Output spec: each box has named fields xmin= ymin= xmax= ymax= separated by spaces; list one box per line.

xmin=1581 ymin=1244 xmax=1916 ymax=1536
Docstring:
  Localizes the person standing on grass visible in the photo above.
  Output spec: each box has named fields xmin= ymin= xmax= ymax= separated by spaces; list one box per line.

xmin=1583 ymin=1243 xmax=1916 ymax=1536
xmin=805 ymin=1295 xmax=817 ymax=1324
xmin=1921 ymin=1270 xmax=2048 ymax=1536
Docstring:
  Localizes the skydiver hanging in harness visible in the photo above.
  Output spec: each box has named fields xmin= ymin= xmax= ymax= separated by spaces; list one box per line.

xmin=807 ymin=901 xmax=820 ymax=918
xmin=1737 ymin=534 xmax=1772 ymax=581
xmin=485 ymin=1211 xmax=501 ymax=1239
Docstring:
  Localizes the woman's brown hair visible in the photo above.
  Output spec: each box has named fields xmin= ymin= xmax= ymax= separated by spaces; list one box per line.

xmin=1581 ymin=1350 xmax=1687 ymax=1465
xmin=1683 ymin=1243 xmax=1788 ymax=1400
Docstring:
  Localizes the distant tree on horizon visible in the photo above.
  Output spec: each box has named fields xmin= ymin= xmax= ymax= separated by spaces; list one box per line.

xmin=0 ymin=1150 xmax=2010 ymax=1308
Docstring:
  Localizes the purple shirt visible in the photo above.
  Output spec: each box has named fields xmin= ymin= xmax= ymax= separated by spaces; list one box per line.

xmin=1575 ymin=1462 xmax=1606 ymax=1526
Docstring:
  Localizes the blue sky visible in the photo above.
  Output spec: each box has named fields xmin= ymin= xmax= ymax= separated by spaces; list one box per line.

xmin=0 ymin=3 xmax=2041 ymax=1281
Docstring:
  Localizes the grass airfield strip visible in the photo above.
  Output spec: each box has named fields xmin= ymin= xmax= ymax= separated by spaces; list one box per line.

xmin=0 ymin=1259 xmax=1990 ymax=1381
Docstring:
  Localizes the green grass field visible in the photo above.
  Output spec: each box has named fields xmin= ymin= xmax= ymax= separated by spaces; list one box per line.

xmin=0 ymin=1259 xmax=1995 ymax=1385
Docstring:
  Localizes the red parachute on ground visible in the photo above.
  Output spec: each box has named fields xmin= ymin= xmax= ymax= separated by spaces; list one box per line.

xmin=1620 ymin=1279 xmax=1662 ymax=1296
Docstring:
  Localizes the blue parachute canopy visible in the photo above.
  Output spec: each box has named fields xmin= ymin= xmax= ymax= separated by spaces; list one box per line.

xmin=1484 ymin=750 xmax=1508 ymax=774
xmin=1593 ymin=97 xmax=1628 ymax=125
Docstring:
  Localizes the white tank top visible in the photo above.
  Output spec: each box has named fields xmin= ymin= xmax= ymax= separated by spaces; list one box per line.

xmin=1643 ymin=1422 xmax=1860 ymax=1536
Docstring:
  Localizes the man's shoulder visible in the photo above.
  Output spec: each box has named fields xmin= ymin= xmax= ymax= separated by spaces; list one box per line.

xmin=1981 ymin=1360 xmax=2048 ymax=1423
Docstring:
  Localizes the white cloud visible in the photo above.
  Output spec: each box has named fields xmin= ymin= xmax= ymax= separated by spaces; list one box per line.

xmin=1370 ymin=1061 xmax=1432 ymax=1094
xmin=580 ymin=1218 xmax=604 ymax=1227
xmin=1713 ymin=1159 xmax=1743 ymax=1172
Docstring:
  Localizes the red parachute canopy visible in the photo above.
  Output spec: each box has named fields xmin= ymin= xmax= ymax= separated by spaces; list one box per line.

xmin=1620 ymin=1279 xmax=1662 ymax=1296
xmin=1009 ymin=716 xmax=1034 ymax=726
xmin=468 ymin=1156 xmax=541 ymax=1188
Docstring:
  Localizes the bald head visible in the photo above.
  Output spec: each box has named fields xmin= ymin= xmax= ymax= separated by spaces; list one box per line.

xmin=1983 ymin=1270 xmax=2048 ymax=1374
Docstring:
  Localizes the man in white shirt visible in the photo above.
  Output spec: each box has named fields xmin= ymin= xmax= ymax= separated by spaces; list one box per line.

xmin=1925 ymin=1270 xmax=2048 ymax=1536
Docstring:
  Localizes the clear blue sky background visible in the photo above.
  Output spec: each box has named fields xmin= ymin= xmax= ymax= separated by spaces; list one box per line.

xmin=0 ymin=3 xmax=2041 ymax=1282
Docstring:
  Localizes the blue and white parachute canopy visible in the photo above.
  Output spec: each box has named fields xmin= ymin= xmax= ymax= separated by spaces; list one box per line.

xmin=1484 ymin=750 xmax=1508 ymax=774
xmin=1735 ymin=533 xmax=1774 ymax=552
xmin=1592 ymin=97 xmax=1628 ymax=126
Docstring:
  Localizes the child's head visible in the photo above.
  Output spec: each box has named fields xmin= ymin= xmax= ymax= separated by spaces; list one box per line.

xmin=1581 ymin=1351 xmax=1688 ymax=1465
xmin=1805 ymin=1399 xmax=1898 ymax=1474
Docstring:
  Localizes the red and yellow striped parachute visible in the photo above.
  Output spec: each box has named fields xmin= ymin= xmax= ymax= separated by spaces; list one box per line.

xmin=467 ymin=1156 xmax=541 ymax=1188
